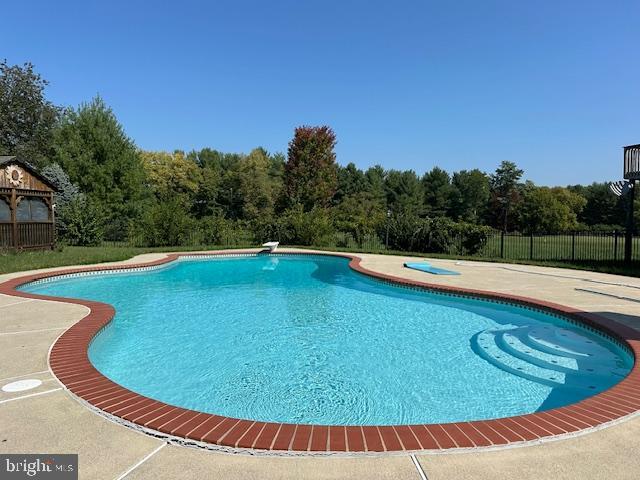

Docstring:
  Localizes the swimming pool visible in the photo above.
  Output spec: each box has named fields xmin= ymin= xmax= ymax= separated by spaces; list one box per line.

xmin=21 ymin=254 xmax=632 ymax=427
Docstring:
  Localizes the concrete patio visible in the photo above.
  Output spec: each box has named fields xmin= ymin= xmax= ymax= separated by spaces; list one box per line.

xmin=1 ymin=249 xmax=639 ymax=479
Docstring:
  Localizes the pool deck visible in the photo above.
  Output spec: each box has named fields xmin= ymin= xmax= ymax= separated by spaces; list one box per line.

xmin=1 ymin=248 xmax=640 ymax=479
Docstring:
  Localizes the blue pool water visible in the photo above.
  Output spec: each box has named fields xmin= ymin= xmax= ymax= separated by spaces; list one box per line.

xmin=22 ymin=255 xmax=632 ymax=425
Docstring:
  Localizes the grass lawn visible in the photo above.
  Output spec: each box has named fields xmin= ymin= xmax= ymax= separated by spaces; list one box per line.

xmin=0 ymin=245 xmax=250 ymax=275
xmin=1 ymin=244 xmax=638 ymax=278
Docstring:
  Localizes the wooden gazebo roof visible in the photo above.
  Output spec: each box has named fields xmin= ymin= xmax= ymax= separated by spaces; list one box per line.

xmin=0 ymin=156 xmax=57 ymax=192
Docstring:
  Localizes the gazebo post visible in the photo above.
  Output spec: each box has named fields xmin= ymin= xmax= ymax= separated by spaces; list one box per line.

xmin=50 ymin=190 xmax=55 ymax=248
xmin=10 ymin=187 xmax=18 ymax=249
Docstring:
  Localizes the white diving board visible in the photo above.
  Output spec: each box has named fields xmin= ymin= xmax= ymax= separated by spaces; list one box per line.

xmin=262 ymin=241 xmax=279 ymax=252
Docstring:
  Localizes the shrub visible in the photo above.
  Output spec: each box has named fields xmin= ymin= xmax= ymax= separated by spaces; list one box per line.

xmin=583 ymin=224 xmax=624 ymax=233
xmin=199 ymin=216 xmax=254 ymax=246
xmin=250 ymin=215 xmax=286 ymax=244
xmin=384 ymin=215 xmax=493 ymax=255
xmin=385 ymin=214 xmax=424 ymax=251
xmin=425 ymin=217 xmax=459 ymax=253
xmin=332 ymin=231 xmax=357 ymax=249
xmin=332 ymin=193 xmax=386 ymax=244
xmin=131 ymin=199 xmax=197 ymax=247
xmin=457 ymin=222 xmax=494 ymax=255
xmin=57 ymin=196 xmax=103 ymax=246
xmin=280 ymin=205 xmax=335 ymax=246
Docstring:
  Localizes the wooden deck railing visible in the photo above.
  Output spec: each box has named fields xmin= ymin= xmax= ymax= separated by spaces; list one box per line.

xmin=0 ymin=222 xmax=54 ymax=250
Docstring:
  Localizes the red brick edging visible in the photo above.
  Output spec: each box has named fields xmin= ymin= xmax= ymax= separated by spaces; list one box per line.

xmin=1 ymin=250 xmax=639 ymax=453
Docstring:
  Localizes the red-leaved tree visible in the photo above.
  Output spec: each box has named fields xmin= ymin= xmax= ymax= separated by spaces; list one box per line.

xmin=283 ymin=125 xmax=338 ymax=211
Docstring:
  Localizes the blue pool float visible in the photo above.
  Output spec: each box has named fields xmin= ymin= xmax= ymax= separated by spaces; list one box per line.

xmin=404 ymin=262 xmax=460 ymax=275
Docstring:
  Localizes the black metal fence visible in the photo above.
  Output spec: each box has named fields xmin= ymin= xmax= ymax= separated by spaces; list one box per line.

xmin=326 ymin=230 xmax=639 ymax=264
xmin=479 ymin=231 xmax=639 ymax=263
xmin=100 ymin=229 xmax=640 ymax=265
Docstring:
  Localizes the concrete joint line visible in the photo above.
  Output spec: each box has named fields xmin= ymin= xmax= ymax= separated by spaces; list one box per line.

xmin=114 ymin=442 xmax=166 ymax=480
xmin=0 ymin=370 xmax=50 ymax=383
xmin=500 ymin=265 xmax=640 ymax=290
xmin=575 ymin=288 xmax=640 ymax=304
xmin=0 ymin=299 xmax=35 ymax=309
xmin=411 ymin=454 xmax=428 ymax=480
xmin=0 ymin=326 xmax=68 ymax=336
xmin=0 ymin=388 xmax=62 ymax=404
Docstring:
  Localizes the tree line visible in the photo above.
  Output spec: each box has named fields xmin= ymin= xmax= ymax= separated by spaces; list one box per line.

xmin=0 ymin=60 xmax=635 ymax=252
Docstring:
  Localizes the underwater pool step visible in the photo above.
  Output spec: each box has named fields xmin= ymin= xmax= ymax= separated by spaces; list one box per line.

xmin=525 ymin=325 xmax=613 ymax=360
xmin=472 ymin=329 xmax=620 ymax=391
xmin=500 ymin=329 xmax=628 ymax=378
xmin=524 ymin=331 xmax=589 ymax=359
xmin=498 ymin=331 xmax=579 ymax=371
xmin=474 ymin=330 xmax=569 ymax=388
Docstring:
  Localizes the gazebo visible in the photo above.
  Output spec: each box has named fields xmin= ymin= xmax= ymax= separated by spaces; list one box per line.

xmin=0 ymin=156 xmax=56 ymax=250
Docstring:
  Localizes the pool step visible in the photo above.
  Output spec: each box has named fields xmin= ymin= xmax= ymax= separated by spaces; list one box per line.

xmin=472 ymin=327 xmax=626 ymax=390
xmin=498 ymin=330 xmax=627 ymax=379
xmin=525 ymin=330 xmax=590 ymax=359
xmin=498 ymin=331 xmax=578 ymax=371
xmin=525 ymin=326 xmax=612 ymax=360
xmin=474 ymin=330 xmax=569 ymax=388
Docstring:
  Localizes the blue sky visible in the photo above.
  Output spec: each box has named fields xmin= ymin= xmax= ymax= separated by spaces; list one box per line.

xmin=4 ymin=1 xmax=639 ymax=185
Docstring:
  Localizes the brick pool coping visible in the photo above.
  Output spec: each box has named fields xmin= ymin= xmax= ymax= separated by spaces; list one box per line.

xmin=2 ymin=250 xmax=640 ymax=454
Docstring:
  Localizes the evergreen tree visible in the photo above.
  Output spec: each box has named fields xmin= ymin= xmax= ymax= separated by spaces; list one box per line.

xmin=385 ymin=169 xmax=423 ymax=216
xmin=422 ymin=167 xmax=454 ymax=217
xmin=334 ymin=162 xmax=367 ymax=204
xmin=52 ymin=96 xmax=147 ymax=239
xmin=41 ymin=163 xmax=80 ymax=209
xmin=449 ymin=169 xmax=490 ymax=223
xmin=364 ymin=165 xmax=387 ymax=208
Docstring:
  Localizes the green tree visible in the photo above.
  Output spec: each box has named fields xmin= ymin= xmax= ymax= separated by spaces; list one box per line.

xmin=217 ymin=159 xmax=243 ymax=219
xmin=193 ymin=164 xmax=220 ymax=218
xmin=449 ymin=169 xmax=490 ymax=223
xmin=489 ymin=161 xmax=524 ymax=232
xmin=187 ymin=148 xmax=249 ymax=219
xmin=0 ymin=60 xmax=61 ymax=165
xmin=42 ymin=163 xmax=82 ymax=240
xmin=334 ymin=162 xmax=366 ymax=204
xmin=41 ymin=163 xmax=80 ymax=209
xmin=364 ymin=165 xmax=387 ymax=208
xmin=569 ymin=183 xmax=625 ymax=228
xmin=515 ymin=184 xmax=586 ymax=233
xmin=283 ymin=126 xmax=338 ymax=211
xmin=385 ymin=170 xmax=423 ymax=216
xmin=52 ymin=96 xmax=146 ymax=239
xmin=140 ymin=150 xmax=201 ymax=205
xmin=333 ymin=191 xmax=386 ymax=243
xmin=422 ymin=167 xmax=454 ymax=217
xmin=237 ymin=148 xmax=278 ymax=220
xmin=189 ymin=147 xmax=225 ymax=168
xmin=268 ymin=152 xmax=286 ymax=184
